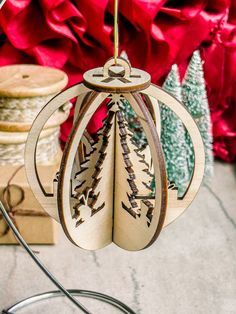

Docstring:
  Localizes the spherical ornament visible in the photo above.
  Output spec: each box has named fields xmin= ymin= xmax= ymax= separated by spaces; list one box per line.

xmin=25 ymin=57 xmax=205 ymax=251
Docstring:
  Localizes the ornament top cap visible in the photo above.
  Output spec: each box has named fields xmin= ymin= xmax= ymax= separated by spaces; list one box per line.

xmin=83 ymin=57 xmax=151 ymax=93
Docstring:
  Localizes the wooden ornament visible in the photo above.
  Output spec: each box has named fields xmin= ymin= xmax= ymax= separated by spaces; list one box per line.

xmin=25 ymin=57 xmax=205 ymax=251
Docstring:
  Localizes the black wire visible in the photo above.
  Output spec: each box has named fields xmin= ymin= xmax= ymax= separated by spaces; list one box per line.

xmin=0 ymin=201 xmax=92 ymax=314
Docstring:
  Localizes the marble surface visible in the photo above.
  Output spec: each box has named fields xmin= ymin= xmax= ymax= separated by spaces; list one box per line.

xmin=0 ymin=161 xmax=236 ymax=313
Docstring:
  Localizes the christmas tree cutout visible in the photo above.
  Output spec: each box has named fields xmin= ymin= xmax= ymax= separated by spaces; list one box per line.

xmin=71 ymin=99 xmax=155 ymax=230
xmin=71 ymin=110 xmax=116 ymax=227
xmin=160 ymin=64 xmax=189 ymax=196
xmin=115 ymin=109 xmax=154 ymax=224
xmin=182 ymin=50 xmax=214 ymax=181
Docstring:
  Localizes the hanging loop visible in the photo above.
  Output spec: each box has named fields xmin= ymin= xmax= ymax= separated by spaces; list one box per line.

xmin=103 ymin=58 xmax=131 ymax=79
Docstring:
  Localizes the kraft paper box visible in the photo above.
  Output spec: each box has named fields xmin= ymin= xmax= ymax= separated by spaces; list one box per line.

xmin=0 ymin=163 xmax=59 ymax=244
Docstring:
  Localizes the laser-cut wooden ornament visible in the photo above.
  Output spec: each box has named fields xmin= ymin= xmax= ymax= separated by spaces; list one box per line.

xmin=25 ymin=57 xmax=205 ymax=251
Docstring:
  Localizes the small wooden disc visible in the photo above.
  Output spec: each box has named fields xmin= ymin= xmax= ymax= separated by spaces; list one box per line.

xmin=0 ymin=64 xmax=68 ymax=98
xmin=83 ymin=58 xmax=150 ymax=93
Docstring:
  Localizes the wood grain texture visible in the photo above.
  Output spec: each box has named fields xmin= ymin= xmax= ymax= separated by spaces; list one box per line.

xmin=25 ymin=84 xmax=91 ymax=221
xmin=113 ymin=93 xmax=167 ymax=251
xmin=73 ymin=91 xmax=93 ymax=172
xmin=143 ymin=94 xmax=161 ymax=136
xmin=0 ymin=64 xmax=68 ymax=97
xmin=57 ymin=91 xmax=112 ymax=249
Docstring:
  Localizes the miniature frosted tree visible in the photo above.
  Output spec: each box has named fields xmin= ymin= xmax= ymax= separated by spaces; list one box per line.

xmin=182 ymin=50 xmax=213 ymax=180
xmin=120 ymin=51 xmax=148 ymax=149
xmin=160 ymin=64 xmax=189 ymax=196
xmin=149 ymin=176 xmax=155 ymax=197
xmin=119 ymin=99 xmax=147 ymax=149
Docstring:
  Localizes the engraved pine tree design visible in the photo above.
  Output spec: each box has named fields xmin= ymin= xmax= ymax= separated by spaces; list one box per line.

xmin=71 ymin=101 xmax=155 ymax=228
xmin=72 ymin=111 xmax=115 ymax=227
xmin=116 ymin=108 xmax=154 ymax=226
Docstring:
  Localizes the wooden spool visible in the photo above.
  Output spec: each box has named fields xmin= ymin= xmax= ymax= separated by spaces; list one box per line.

xmin=0 ymin=64 xmax=69 ymax=132
xmin=0 ymin=128 xmax=58 ymax=144
xmin=25 ymin=58 xmax=205 ymax=251
xmin=0 ymin=64 xmax=68 ymax=97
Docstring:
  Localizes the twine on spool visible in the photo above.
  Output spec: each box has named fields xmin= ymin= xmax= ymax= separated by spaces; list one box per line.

xmin=0 ymin=64 xmax=69 ymax=166
xmin=0 ymin=95 xmax=72 ymax=165
xmin=0 ymin=94 xmax=57 ymax=123
xmin=0 ymin=128 xmax=60 ymax=165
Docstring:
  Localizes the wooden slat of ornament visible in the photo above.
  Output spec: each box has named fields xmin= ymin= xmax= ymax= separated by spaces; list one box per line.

xmin=57 ymin=92 xmax=114 ymax=250
xmin=74 ymin=93 xmax=91 ymax=119
xmin=75 ymin=130 xmax=94 ymax=172
xmin=143 ymin=94 xmax=161 ymax=136
xmin=113 ymin=93 xmax=167 ymax=251
xmin=73 ymin=92 xmax=93 ymax=172
xmin=25 ymin=84 xmax=91 ymax=221
xmin=0 ymin=64 xmax=68 ymax=97
xmin=142 ymin=84 xmax=205 ymax=226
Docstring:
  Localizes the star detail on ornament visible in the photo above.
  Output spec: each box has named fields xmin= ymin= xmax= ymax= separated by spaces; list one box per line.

xmin=108 ymin=94 xmax=125 ymax=112
xmin=109 ymin=94 xmax=124 ymax=103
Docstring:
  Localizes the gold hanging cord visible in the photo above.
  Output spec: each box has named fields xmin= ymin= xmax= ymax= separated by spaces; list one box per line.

xmin=114 ymin=0 xmax=119 ymax=64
